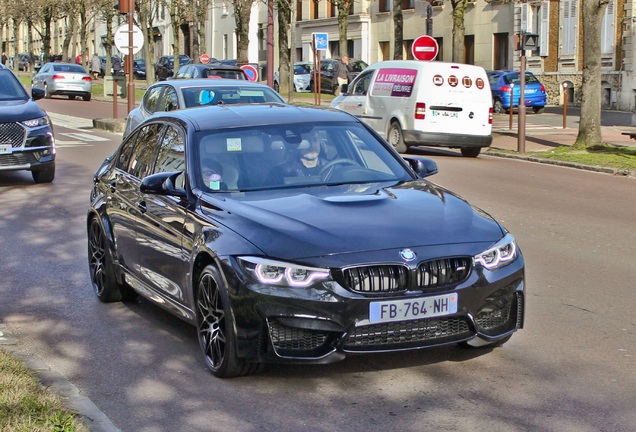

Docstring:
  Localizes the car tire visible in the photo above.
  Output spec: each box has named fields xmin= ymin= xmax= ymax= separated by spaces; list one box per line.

xmin=533 ymin=106 xmax=545 ymax=114
xmin=68 ymin=95 xmax=76 ymax=100
xmin=87 ymin=218 xmax=136 ymax=303
xmin=460 ymin=147 xmax=481 ymax=158
xmin=31 ymin=163 xmax=55 ymax=183
xmin=44 ymin=83 xmax=51 ymax=99
xmin=387 ymin=121 xmax=407 ymax=154
xmin=458 ymin=334 xmax=512 ymax=349
xmin=196 ymin=265 xmax=262 ymax=378
xmin=493 ymin=99 xmax=504 ymax=114
xmin=83 ymin=93 xmax=91 ymax=101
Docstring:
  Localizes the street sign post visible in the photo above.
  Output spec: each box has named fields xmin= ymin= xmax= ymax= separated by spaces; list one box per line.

xmin=411 ymin=35 xmax=439 ymax=61
xmin=113 ymin=24 xmax=144 ymax=56
xmin=241 ymin=64 xmax=259 ymax=82
xmin=312 ymin=33 xmax=328 ymax=105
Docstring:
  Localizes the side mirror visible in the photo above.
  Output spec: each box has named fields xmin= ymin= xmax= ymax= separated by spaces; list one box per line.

xmin=140 ymin=171 xmax=187 ymax=197
xmin=32 ymin=87 xmax=45 ymax=101
xmin=402 ymin=156 xmax=438 ymax=178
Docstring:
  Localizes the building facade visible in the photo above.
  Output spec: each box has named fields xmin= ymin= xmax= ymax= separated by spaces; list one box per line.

xmin=2 ymin=0 xmax=633 ymax=111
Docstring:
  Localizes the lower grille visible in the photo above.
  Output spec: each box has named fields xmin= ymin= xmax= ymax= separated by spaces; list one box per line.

xmin=0 ymin=122 xmax=26 ymax=148
xmin=344 ymin=317 xmax=471 ymax=351
xmin=268 ymin=318 xmax=330 ymax=357
xmin=0 ymin=152 xmax=37 ymax=167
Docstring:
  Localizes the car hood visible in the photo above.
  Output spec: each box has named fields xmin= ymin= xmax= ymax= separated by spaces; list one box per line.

xmin=202 ymin=180 xmax=505 ymax=260
xmin=0 ymin=99 xmax=46 ymax=121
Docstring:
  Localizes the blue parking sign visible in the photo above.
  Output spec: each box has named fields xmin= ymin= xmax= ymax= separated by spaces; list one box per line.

xmin=313 ymin=33 xmax=328 ymax=51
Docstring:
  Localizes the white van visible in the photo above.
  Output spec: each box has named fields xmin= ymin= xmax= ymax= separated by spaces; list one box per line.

xmin=330 ymin=60 xmax=493 ymax=157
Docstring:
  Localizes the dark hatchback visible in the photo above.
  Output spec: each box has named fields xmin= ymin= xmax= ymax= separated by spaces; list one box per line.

xmin=0 ymin=64 xmax=55 ymax=183
xmin=155 ymin=55 xmax=192 ymax=80
xmin=87 ymin=104 xmax=525 ymax=378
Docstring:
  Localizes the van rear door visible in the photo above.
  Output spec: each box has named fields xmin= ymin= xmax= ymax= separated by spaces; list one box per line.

xmin=416 ymin=63 xmax=492 ymax=138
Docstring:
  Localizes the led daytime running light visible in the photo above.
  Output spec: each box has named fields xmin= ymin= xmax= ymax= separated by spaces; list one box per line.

xmin=475 ymin=235 xmax=517 ymax=270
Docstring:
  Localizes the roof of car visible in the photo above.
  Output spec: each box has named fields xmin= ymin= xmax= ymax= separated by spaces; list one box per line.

xmin=151 ymin=103 xmax=358 ymax=131
xmin=148 ymin=78 xmax=270 ymax=90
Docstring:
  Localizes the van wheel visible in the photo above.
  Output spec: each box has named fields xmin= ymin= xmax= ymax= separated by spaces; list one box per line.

xmin=387 ymin=122 xmax=407 ymax=154
xmin=461 ymin=147 xmax=481 ymax=158
xmin=493 ymin=99 xmax=504 ymax=114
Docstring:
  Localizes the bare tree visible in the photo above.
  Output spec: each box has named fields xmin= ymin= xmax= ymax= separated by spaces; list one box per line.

xmin=330 ymin=0 xmax=352 ymax=57
xmin=137 ymin=0 xmax=159 ymax=82
xmin=573 ymin=1 xmax=609 ymax=149
xmin=393 ymin=0 xmax=403 ymax=60
xmin=233 ymin=0 xmax=253 ymax=64
xmin=169 ymin=0 xmax=185 ymax=71
xmin=276 ymin=0 xmax=292 ymax=95
xmin=449 ymin=0 xmax=468 ymax=62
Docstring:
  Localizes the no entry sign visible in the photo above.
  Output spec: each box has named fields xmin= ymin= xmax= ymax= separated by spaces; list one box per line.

xmin=412 ymin=35 xmax=439 ymax=61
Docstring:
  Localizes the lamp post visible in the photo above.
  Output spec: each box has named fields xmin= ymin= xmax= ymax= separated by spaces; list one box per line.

xmin=562 ymin=82 xmax=568 ymax=129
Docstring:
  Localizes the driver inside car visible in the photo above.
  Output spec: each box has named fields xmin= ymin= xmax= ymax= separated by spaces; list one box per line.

xmin=267 ymin=131 xmax=328 ymax=184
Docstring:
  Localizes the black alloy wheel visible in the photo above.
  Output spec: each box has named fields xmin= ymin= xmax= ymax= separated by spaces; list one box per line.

xmin=87 ymin=218 xmax=133 ymax=302
xmin=196 ymin=265 xmax=261 ymax=378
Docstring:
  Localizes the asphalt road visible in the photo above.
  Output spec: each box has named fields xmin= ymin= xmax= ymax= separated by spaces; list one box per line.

xmin=1 ymin=99 xmax=635 ymax=432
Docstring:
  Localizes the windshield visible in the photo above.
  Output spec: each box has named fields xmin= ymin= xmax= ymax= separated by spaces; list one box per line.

xmin=195 ymin=122 xmax=411 ymax=192
xmin=0 ymin=70 xmax=29 ymax=100
xmin=181 ymin=86 xmax=284 ymax=107
xmin=53 ymin=64 xmax=86 ymax=73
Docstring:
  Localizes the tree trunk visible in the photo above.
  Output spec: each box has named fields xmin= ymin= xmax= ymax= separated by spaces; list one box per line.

xmin=277 ymin=0 xmax=291 ymax=96
xmin=336 ymin=1 xmax=351 ymax=57
xmin=573 ymin=1 xmax=608 ymax=149
xmin=450 ymin=0 xmax=467 ymax=62
xmin=234 ymin=0 xmax=253 ymax=64
xmin=393 ymin=1 xmax=403 ymax=60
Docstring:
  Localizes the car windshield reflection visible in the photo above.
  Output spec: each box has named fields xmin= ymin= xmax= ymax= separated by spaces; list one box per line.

xmin=196 ymin=122 xmax=410 ymax=192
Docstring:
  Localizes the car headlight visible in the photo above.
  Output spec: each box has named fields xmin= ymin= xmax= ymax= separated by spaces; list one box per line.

xmin=22 ymin=116 xmax=51 ymax=128
xmin=474 ymin=234 xmax=518 ymax=270
xmin=239 ymin=257 xmax=331 ymax=287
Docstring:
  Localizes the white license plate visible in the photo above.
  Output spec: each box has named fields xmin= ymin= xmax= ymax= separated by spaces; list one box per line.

xmin=525 ymin=89 xmax=536 ymax=94
xmin=369 ymin=293 xmax=458 ymax=324
xmin=0 ymin=144 xmax=11 ymax=154
xmin=431 ymin=110 xmax=459 ymax=119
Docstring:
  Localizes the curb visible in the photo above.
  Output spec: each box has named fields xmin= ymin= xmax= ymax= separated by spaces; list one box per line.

xmin=93 ymin=118 xmax=126 ymax=134
xmin=485 ymin=150 xmax=636 ymax=177
xmin=0 ymin=324 xmax=122 ymax=432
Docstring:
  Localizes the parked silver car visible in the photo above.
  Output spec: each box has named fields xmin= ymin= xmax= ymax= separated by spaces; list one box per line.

xmin=123 ymin=78 xmax=286 ymax=137
xmin=273 ymin=62 xmax=313 ymax=93
xmin=32 ymin=62 xmax=92 ymax=101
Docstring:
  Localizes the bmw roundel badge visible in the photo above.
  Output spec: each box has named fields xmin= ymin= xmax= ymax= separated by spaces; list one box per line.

xmin=400 ymin=249 xmax=416 ymax=262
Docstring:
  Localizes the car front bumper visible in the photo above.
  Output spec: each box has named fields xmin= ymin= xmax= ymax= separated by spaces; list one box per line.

xmin=221 ymin=255 xmax=525 ymax=364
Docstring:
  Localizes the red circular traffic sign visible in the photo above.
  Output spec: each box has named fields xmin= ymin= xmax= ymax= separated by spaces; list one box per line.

xmin=200 ymin=54 xmax=210 ymax=64
xmin=241 ymin=64 xmax=259 ymax=82
xmin=412 ymin=35 xmax=439 ymax=61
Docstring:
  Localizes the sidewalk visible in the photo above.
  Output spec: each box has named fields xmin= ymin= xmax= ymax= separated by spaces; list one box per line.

xmin=490 ymin=119 xmax=636 ymax=152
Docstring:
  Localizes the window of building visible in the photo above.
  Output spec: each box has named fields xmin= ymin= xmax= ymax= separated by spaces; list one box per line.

xmin=297 ymin=1 xmax=303 ymax=21
xmin=402 ymin=0 xmax=415 ymax=10
xmin=601 ymin=0 xmax=616 ymax=55
xmin=379 ymin=0 xmax=390 ymax=13
xmin=310 ymin=0 xmax=319 ymax=19
xmin=404 ymin=39 xmax=414 ymax=60
xmin=328 ymin=1 xmax=335 ymax=17
xmin=493 ymin=33 xmax=508 ymax=69
xmin=560 ymin=0 xmax=577 ymax=55
xmin=464 ymin=35 xmax=474 ymax=65
xmin=434 ymin=37 xmax=443 ymax=61
xmin=379 ymin=41 xmax=390 ymax=61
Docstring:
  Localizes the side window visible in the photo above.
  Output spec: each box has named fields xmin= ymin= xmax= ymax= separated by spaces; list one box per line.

xmin=116 ymin=130 xmax=140 ymax=172
xmin=351 ymin=72 xmax=372 ymax=96
xmin=160 ymin=87 xmax=179 ymax=111
xmin=143 ymin=86 xmax=163 ymax=113
xmin=154 ymin=125 xmax=186 ymax=190
xmin=129 ymin=124 xmax=165 ymax=179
